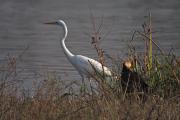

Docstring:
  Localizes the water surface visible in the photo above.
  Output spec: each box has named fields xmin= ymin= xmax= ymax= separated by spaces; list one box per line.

xmin=0 ymin=0 xmax=179 ymax=85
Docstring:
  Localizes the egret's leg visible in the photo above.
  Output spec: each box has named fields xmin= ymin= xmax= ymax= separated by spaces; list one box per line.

xmin=80 ymin=75 xmax=86 ymax=94
xmin=81 ymin=75 xmax=85 ymax=86
xmin=78 ymin=72 xmax=84 ymax=84
xmin=89 ymin=77 xmax=94 ymax=94
xmin=88 ymin=77 xmax=92 ymax=87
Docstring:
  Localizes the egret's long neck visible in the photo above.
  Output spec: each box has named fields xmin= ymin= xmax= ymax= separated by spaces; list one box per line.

xmin=61 ymin=23 xmax=74 ymax=60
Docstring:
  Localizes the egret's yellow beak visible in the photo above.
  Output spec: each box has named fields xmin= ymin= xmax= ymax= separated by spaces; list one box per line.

xmin=44 ymin=21 xmax=58 ymax=25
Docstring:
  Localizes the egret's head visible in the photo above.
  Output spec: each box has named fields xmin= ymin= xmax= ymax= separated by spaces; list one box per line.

xmin=44 ymin=19 xmax=66 ymax=26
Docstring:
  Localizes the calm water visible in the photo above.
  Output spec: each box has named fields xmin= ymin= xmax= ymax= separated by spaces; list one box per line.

xmin=0 ymin=0 xmax=180 ymax=85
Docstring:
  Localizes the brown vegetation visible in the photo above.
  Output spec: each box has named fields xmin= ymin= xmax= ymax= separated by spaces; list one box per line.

xmin=0 ymin=15 xmax=179 ymax=120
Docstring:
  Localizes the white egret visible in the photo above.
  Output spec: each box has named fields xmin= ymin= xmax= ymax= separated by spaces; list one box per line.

xmin=45 ymin=20 xmax=112 ymax=83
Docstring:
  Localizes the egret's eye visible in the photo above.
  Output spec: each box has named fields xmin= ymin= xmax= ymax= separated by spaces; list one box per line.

xmin=91 ymin=36 xmax=95 ymax=40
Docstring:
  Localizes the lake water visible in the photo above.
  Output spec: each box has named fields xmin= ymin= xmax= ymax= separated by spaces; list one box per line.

xmin=0 ymin=0 xmax=180 ymax=86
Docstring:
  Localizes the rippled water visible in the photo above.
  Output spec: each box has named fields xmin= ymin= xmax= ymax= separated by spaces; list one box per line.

xmin=0 ymin=0 xmax=180 ymax=84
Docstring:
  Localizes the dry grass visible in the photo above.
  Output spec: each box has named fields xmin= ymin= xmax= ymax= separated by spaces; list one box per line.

xmin=0 ymin=75 xmax=179 ymax=120
xmin=0 ymin=15 xmax=179 ymax=120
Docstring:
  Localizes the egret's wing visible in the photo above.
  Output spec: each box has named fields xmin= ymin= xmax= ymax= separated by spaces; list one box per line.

xmin=88 ymin=58 xmax=112 ymax=76
xmin=73 ymin=55 xmax=112 ymax=76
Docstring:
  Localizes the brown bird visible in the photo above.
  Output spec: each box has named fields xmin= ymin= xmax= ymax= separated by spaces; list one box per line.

xmin=121 ymin=59 xmax=148 ymax=93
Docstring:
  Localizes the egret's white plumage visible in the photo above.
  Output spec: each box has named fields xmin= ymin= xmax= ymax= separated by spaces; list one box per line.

xmin=45 ymin=20 xmax=112 ymax=82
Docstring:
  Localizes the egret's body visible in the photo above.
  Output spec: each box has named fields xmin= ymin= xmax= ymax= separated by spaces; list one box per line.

xmin=45 ymin=20 xmax=112 ymax=82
